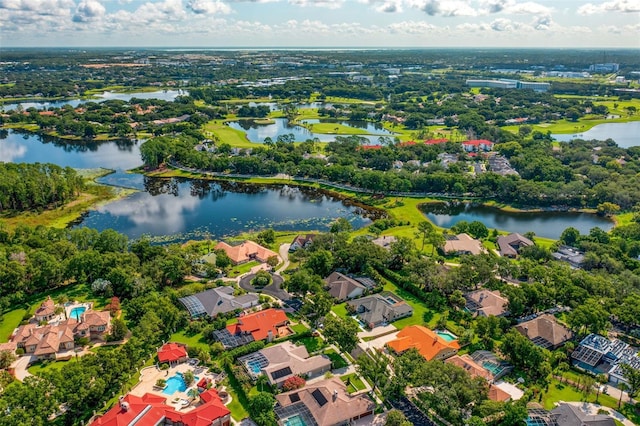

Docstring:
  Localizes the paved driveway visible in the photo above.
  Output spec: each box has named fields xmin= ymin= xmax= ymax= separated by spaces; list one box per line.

xmin=11 ymin=354 xmax=35 ymax=381
xmin=239 ymin=273 xmax=290 ymax=301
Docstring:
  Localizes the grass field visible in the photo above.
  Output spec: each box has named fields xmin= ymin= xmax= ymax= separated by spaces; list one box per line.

xmin=382 ymin=278 xmax=441 ymax=329
xmin=169 ymin=330 xmax=210 ymax=352
xmin=0 ymin=308 xmax=27 ymax=342
xmin=202 ymin=120 xmax=257 ymax=148
xmin=227 ymin=261 xmax=260 ymax=278
xmin=340 ymin=373 xmax=367 ymax=394
xmin=324 ymin=349 xmax=348 ymax=369
xmin=28 ymin=359 xmax=75 ymax=376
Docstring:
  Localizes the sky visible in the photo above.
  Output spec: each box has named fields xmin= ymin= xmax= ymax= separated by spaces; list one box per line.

xmin=0 ymin=0 xmax=639 ymax=48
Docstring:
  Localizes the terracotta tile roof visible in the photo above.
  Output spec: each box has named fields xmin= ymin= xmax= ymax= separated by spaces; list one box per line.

xmin=387 ymin=325 xmax=460 ymax=361
xmin=445 ymin=354 xmax=492 ymax=381
xmin=157 ymin=342 xmax=188 ymax=363
xmin=488 ymin=384 xmax=511 ymax=402
xmin=226 ymin=308 xmax=288 ymax=342
xmin=90 ymin=390 xmax=229 ymax=426
xmin=35 ymin=296 xmax=55 ymax=318
xmin=81 ymin=310 xmax=111 ymax=327
xmin=462 ymin=139 xmax=494 ymax=146
xmin=214 ymin=240 xmax=277 ymax=264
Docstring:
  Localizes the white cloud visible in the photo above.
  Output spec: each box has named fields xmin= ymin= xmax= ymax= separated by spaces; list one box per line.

xmin=490 ymin=17 xmax=518 ymax=31
xmin=360 ymin=0 xmax=403 ymax=13
xmin=388 ymin=20 xmax=438 ymax=33
xmin=188 ymin=0 xmax=231 ymax=14
xmin=73 ymin=0 xmax=105 ymax=22
xmin=578 ymin=0 xmax=640 ymax=15
xmin=0 ymin=0 xmax=73 ymax=16
xmin=288 ymin=0 xmax=345 ymax=9
xmin=532 ymin=14 xmax=551 ymax=30
xmin=407 ymin=0 xmax=477 ymax=16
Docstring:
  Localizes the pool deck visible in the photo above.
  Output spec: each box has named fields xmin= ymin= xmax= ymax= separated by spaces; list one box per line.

xmin=130 ymin=362 xmax=218 ymax=410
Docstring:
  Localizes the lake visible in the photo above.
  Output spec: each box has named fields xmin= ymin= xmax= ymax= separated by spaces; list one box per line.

xmin=227 ymin=118 xmax=390 ymax=144
xmin=301 ymin=119 xmax=397 ymax=136
xmin=74 ymin=179 xmax=375 ymax=244
xmin=0 ymin=129 xmax=142 ymax=171
xmin=552 ymin=121 xmax=640 ymax=148
xmin=0 ymin=90 xmax=186 ymax=112
xmin=420 ymin=202 xmax=613 ymax=240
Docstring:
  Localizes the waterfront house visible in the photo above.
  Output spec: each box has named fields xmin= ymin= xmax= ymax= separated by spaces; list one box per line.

xmin=443 ymin=233 xmax=485 ymax=256
xmin=496 ymin=233 xmax=533 ymax=258
xmin=289 ymin=234 xmax=317 ymax=251
xmin=214 ymin=240 xmax=278 ymax=265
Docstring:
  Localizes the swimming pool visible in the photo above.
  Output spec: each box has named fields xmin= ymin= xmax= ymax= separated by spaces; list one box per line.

xmin=436 ymin=330 xmax=457 ymax=342
xmin=283 ymin=415 xmax=308 ymax=426
xmin=70 ymin=306 xmax=86 ymax=321
xmin=247 ymin=360 xmax=262 ymax=375
xmin=162 ymin=373 xmax=199 ymax=395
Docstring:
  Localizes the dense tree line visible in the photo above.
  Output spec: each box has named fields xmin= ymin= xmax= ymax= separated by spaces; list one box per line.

xmin=0 ymin=163 xmax=83 ymax=212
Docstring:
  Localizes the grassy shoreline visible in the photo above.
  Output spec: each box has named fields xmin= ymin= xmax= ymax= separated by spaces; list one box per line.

xmin=0 ymin=168 xmax=136 ymax=230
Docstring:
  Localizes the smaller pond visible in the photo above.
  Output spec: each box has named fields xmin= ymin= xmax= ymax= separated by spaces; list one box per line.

xmin=421 ymin=202 xmax=614 ymax=240
xmin=301 ymin=119 xmax=397 ymax=136
xmin=245 ymin=101 xmax=332 ymax=111
xmin=0 ymin=90 xmax=186 ymax=112
xmin=552 ymin=121 xmax=640 ymax=148
xmin=227 ymin=118 xmax=389 ymax=144
xmin=0 ymin=129 xmax=142 ymax=171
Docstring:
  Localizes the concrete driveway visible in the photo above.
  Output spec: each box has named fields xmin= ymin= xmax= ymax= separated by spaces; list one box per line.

xmin=11 ymin=354 xmax=35 ymax=381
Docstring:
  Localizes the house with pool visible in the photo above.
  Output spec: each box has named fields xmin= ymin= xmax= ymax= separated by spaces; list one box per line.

xmin=238 ymin=341 xmax=331 ymax=388
xmin=212 ymin=308 xmax=292 ymax=349
xmin=9 ymin=298 xmax=111 ymax=360
xmin=387 ymin=325 xmax=460 ymax=361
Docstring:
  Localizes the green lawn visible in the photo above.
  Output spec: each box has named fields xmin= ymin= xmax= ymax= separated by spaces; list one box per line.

xmin=340 ymin=373 xmax=367 ymax=394
xmin=28 ymin=359 xmax=75 ymax=375
xmin=331 ymin=303 xmax=349 ymax=319
xmin=324 ymin=349 xmax=348 ymax=370
xmin=227 ymin=261 xmax=260 ymax=278
xmin=297 ymin=336 xmax=326 ymax=353
xmin=0 ymin=308 xmax=26 ymax=342
xmin=291 ymin=323 xmax=309 ymax=334
xmin=169 ymin=330 xmax=210 ymax=352
xmin=202 ymin=120 xmax=257 ymax=148
xmin=382 ymin=279 xmax=442 ymax=329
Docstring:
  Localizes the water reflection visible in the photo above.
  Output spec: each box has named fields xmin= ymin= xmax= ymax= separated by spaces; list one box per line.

xmin=75 ymin=178 xmax=376 ymax=243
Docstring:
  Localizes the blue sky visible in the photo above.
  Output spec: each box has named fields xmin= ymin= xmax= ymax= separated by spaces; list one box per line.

xmin=0 ymin=0 xmax=638 ymax=47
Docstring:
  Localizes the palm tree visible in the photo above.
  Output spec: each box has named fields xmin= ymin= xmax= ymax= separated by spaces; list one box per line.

xmin=618 ymin=383 xmax=628 ymax=408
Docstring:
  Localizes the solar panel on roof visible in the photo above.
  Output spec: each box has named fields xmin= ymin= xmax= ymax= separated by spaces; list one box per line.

xmin=311 ymin=389 xmax=328 ymax=407
xmin=531 ymin=336 xmax=552 ymax=349
xmin=271 ymin=366 xmax=293 ymax=380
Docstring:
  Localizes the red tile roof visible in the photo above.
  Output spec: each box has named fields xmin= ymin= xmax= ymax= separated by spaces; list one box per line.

xmin=214 ymin=240 xmax=277 ymax=264
xmin=226 ymin=308 xmax=288 ymax=342
xmin=157 ymin=342 xmax=188 ymax=363
xmin=387 ymin=325 xmax=460 ymax=361
xmin=462 ymin=139 xmax=494 ymax=146
xmin=90 ymin=390 xmax=230 ymax=426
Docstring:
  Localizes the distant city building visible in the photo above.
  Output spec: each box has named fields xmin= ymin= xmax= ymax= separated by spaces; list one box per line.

xmin=589 ymin=63 xmax=619 ymax=73
xmin=465 ymin=79 xmax=550 ymax=92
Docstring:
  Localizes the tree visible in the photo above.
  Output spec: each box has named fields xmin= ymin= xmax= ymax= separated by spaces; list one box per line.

xmin=596 ymin=202 xmax=620 ymax=217
xmin=621 ymin=364 xmax=640 ymax=399
xmin=110 ymin=317 xmax=128 ymax=341
xmin=266 ymin=255 xmax=279 ymax=269
xmin=323 ymin=314 xmax=359 ymax=354
xmin=468 ymin=221 xmax=489 ymax=239
xmin=0 ymin=350 xmax=16 ymax=369
xmin=567 ymin=299 xmax=609 ymax=335
xmin=330 ymin=217 xmax=352 ymax=234
xmin=618 ymin=383 xmax=629 ymax=408
xmin=183 ymin=370 xmax=195 ymax=387
xmin=306 ymin=249 xmax=334 ymax=277
xmin=356 ymin=348 xmax=389 ymax=394
xmin=215 ymin=249 xmax=232 ymax=269
xmin=385 ymin=409 xmax=411 ymax=426
xmin=248 ymin=392 xmax=276 ymax=426
xmin=416 ymin=221 xmax=435 ymax=251
xmin=388 ymin=236 xmax=415 ymax=270
xmin=257 ymin=228 xmax=276 ymax=245
xmin=560 ymin=227 xmax=580 ymax=246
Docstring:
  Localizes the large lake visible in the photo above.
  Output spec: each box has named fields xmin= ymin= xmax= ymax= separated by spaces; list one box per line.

xmin=75 ymin=179 xmax=374 ymax=243
xmin=227 ymin=118 xmax=392 ymax=144
xmin=552 ymin=121 xmax=640 ymax=148
xmin=0 ymin=90 xmax=186 ymax=112
xmin=421 ymin=202 xmax=613 ymax=240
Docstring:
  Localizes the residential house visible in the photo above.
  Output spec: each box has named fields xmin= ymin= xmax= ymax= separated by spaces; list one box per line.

xmin=90 ymin=389 xmax=231 ymax=426
xmin=443 ymin=233 xmax=485 ymax=256
xmin=157 ymin=342 xmax=188 ymax=365
xmin=348 ymin=292 xmax=413 ymax=329
xmin=34 ymin=297 xmax=56 ymax=322
xmin=12 ymin=309 xmax=111 ymax=360
xmin=179 ymin=286 xmax=259 ymax=318
xmin=239 ymin=341 xmax=331 ymax=388
xmin=213 ymin=308 xmax=291 ymax=349
xmin=289 ymin=234 xmax=317 ymax=252
xmin=488 ymin=154 xmax=519 ymax=177
xmin=515 ymin=314 xmax=573 ymax=350
xmin=325 ymin=271 xmax=366 ymax=302
xmin=551 ymin=245 xmax=586 ymax=269
xmin=274 ymin=377 xmax=375 ymax=426
xmin=214 ymin=240 xmax=278 ymax=265
xmin=497 ymin=233 xmax=533 ymax=258
xmin=446 ymin=351 xmax=515 ymax=401
xmin=571 ymin=334 xmax=640 ymax=386
xmin=465 ymin=289 xmax=509 ymax=317
xmin=527 ymin=403 xmax=615 ymax=426
xmin=387 ymin=325 xmax=460 ymax=361
xmin=445 ymin=354 xmax=493 ymax=381
xmin=371 ymin=235 xmax=397 ymax=250
xmin=462 ymin=139 xmax=494 ymax=152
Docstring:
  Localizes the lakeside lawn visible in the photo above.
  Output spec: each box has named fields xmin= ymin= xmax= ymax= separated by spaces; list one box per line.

xmin=202 ymin=120 xmax=257 ymax=148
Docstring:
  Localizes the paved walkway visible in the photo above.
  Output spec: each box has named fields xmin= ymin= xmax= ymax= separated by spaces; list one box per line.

xmin=562 ymin=401 xmax=636 ymax=426
xmin=357 ymin=324 xmax=397 ymax=339
xmin=276 ymin=243 xmax=291 ymax=274
xmin=10 ymin=354 xmax=34 ymax=381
